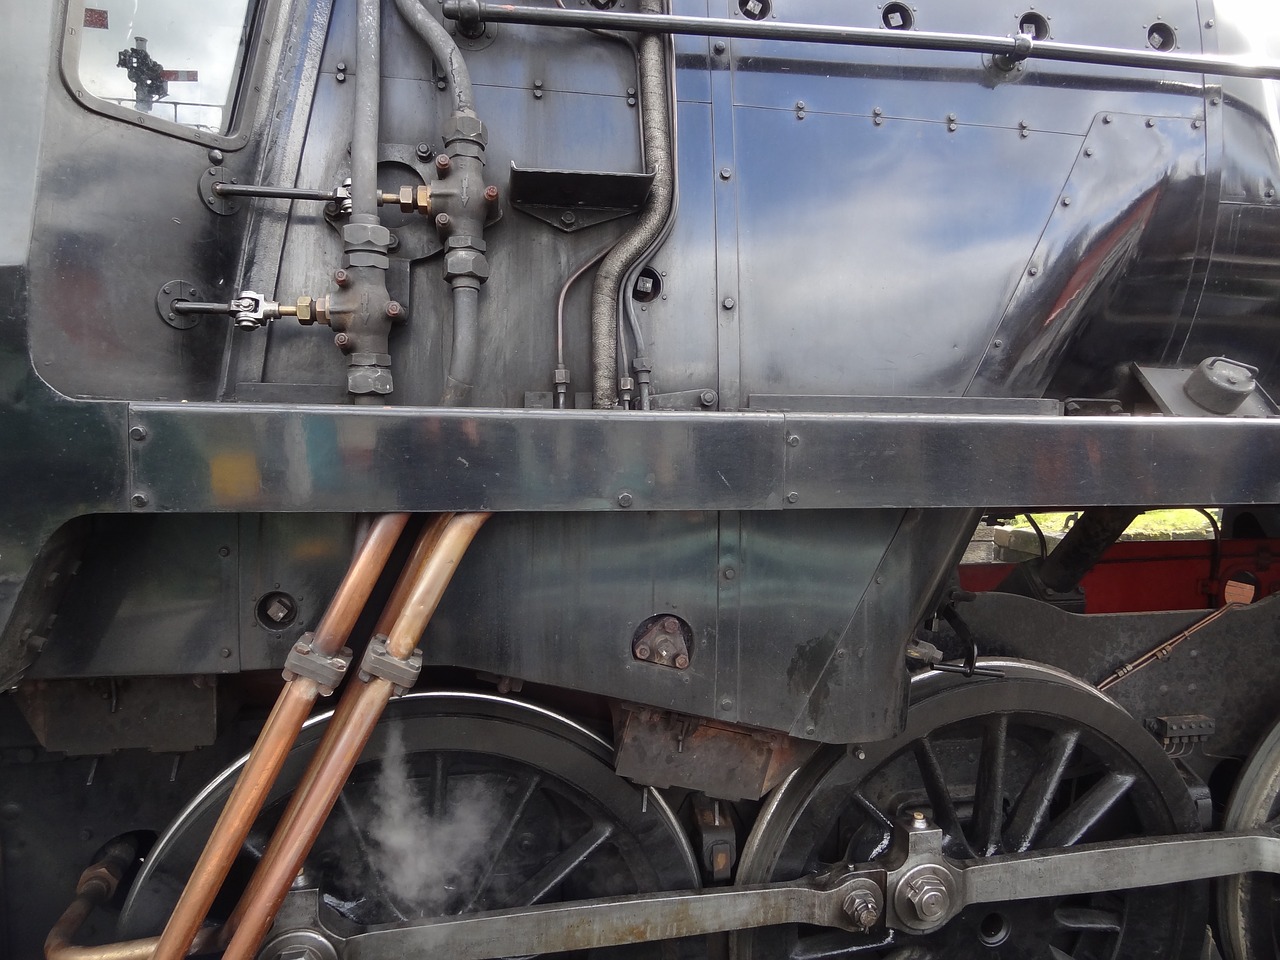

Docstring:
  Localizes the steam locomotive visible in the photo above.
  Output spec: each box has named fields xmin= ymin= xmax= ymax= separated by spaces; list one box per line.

xmin=4 ymin=0 xmax=1280 ymax=957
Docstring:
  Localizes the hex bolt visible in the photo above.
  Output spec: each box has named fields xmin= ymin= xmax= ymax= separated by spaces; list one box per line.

xmin=786 ymin=491 xmax=799 ymax=503
xmin=700 ymin=390 xmax=718 ymax=406
xmin=560 ymin=211 xmax=577 ymax=227
xmin=416 ymin=142 xmax=433 ymax=161
xmin=722 ymin=297 xmax=735 ymax=309
xmin=333 ymin=268 xmax=350 ymax=287
xmin=617 ymin=492 xmax=634 ymax=508
xmin=131 ymin=493 xmax=149 ymax=509
xmin=435 ymin=154 xmax=453 ymax=175
xmin=714 ymin=40 xmax=727 ymax=53
xmin=129 ymin=426 xmax=148 ymax=441
xmin=334 ymin=332 xmax=351 ymax=350
xmin=385 ymin=300 xmax=403 ymax=319
xmin=635 ymin=643 xmax=651 ymax=659
xmin=905 ymin=874 xmax=950 ymax=922
xmin=719 ymin=167 xmax=733 ymax=180
xmin=435 ymin=213 xmax=452 ymax=231
xmin=484 ymin=184 xmax=500 ymax=202
xmin=674 ymin=654 xmax=690 ymax=669
xmin=662 ymin=617 xmax=680 ymax=633
xmin=787 ymin=434 xmax=800 ymax=447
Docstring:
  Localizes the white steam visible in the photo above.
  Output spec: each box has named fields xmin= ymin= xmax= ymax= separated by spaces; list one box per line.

xmin=365 ymin=726 xmax=504 ymax=916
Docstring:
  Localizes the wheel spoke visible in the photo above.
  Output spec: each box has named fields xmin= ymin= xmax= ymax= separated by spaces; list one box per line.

xmin=1004 ymin=729 xmax=1080 ymax=852
xmin=1054 ymin=905 xmax=1123 ymax=932
xmin=465 ymin=773 xmax=543 ymax=911
xmin=1040 ymin=771 xmax=1135 ymax=848
xmin=974 ymin=715 xmax=1009 ymax=856
xmin=430 ymin=752 xmax=449 ymax=816
xmin=337 ymin=791 xmax=411 ymax=921
xmin=509 ymin=820 xmax=615 ymax=906
xmin=845 ymin=791 xmax=895 ymax=862
xmin=913 ymin=737 xmax=975 ymax=858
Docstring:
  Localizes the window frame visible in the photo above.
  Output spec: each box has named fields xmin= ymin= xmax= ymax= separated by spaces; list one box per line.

xmin=59 ymin=0 xmax=278 ymax=150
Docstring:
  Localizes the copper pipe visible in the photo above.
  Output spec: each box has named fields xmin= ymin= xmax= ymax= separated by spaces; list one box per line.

xmin=46 ymin=840 xmax=218 ymax=960
xmin=151 ymin=513 xmax=411 ymax=960
xmin=312 ymin=513 xmax=412 ymax=654
xmin=221 ymin=678 xmax=396 ymax=960
xmin=385 ymin=512 xmax=490 ymax=657
xmin=373 ymin=513 xmax=454 ymax=636
xmin=218 ymin=513 xmax=453 ymax=946
xmin=221 ymin=513 xmax=492 ymax=960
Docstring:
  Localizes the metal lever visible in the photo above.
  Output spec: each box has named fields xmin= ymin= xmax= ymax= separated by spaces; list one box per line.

xmin=332 ymin=828 xmax=1280 ymax=960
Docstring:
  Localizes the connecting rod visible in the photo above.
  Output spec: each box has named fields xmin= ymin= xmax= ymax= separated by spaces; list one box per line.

xmin=219 ymin=513 xmax=492 ymax=960
xmin=146 ymin=513 xmax=410 ymax=960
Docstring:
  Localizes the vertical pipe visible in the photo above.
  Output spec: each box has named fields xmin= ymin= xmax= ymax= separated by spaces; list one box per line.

xmin=441 ymin=283 xmax=481 ymax=406
xmin=351 ymin=0 xmax=382 ymax=218
xmin=220 ymin=514 xmax=492 ymax=960
xmin=589 ymin=0 xmax=673 ymax=408
xmin=150 ymin=514 xmax=410 ymax=960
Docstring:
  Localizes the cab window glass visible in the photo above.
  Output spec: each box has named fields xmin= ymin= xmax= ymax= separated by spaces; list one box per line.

xmin=74 ymin=1 xmax=254 ymax=133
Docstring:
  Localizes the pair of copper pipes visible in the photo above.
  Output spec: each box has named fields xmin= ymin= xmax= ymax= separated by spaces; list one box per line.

xmin=46 ymin=511 xmax=490 ymax=960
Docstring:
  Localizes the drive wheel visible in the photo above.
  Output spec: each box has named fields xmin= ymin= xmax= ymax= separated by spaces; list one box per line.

xmin=1219 ymin=712 xmax=1280 ymax=960
xmin=118 ymin=691 xmax=701 ymax=958
xmin=733 ymin=660 xmax=1206 ymax=960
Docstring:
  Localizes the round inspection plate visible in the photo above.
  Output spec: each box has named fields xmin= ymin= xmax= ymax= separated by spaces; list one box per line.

xmin=156 ymin=280 xmax=202 ymax=330
xmin=198 ymin=165 xmax=241 ymax=216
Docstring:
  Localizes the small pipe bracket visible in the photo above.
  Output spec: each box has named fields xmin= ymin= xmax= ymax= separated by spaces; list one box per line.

xmin=282 ymin=632 xmax=353 ymax=696
xmin=358 ymin=634 xmax=423 ymax=696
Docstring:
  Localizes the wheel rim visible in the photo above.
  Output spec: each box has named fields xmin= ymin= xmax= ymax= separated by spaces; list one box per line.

xmin=1220 ymin=712 xmax=1280 ymax=960
xmin=734 ymin=660 xmax=1206 ymax=960
xmin=119 ymin=692 xmax=700 ymax=955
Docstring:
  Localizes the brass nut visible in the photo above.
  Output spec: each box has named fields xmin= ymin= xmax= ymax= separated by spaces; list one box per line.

xmin=295 ymin=296 xmax=314 ymax=324
xmin=314 ymin=296 xmax=332 ymax=326
xmin=415 ymin=184 xmax=431 ymax=213
xmin=398 ymin=186 xmax=415 ymax=212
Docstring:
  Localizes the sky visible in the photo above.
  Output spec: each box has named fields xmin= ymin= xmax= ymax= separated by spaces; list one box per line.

xmin=77 ymin=0 xmax=252 ymax=131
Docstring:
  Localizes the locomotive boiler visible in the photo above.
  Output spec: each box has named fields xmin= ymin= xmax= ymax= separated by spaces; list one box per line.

xmin=4 ymin=0 xmax=1280 ymax=957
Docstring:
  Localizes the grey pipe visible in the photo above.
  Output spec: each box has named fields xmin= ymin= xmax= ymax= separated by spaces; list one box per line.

xmin=394 ymin=0 xmax=476 ymax=116
xmin=441 ymin=282 xmax=481 ymax=406
xmin=352 ymin=0 xmax=382 ymax=218
xmin=589 ymin=0 xmax=673 ymax=408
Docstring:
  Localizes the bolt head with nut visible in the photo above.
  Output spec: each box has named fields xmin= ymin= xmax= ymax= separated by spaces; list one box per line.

xmin=905 ymin=875 xmax=949 ymax=921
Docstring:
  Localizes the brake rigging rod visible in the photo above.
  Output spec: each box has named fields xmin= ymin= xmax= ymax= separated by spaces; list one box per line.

xmin=148 ymin=513 xmax=412 ymax=960
xmin=220 ymin=512 xmax=493 ymax=960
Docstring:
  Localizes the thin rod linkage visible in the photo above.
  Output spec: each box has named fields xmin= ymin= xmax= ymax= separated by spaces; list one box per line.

xmin=441 ymin=0 xmax=1280 ymax=81
xmin=171 ymin=300 xmax=234 ymax=315
xmin=212 ymin=182 xmax=344 ymax=203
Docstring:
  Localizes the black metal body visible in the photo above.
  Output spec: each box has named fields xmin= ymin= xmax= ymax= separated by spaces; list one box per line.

xmin=3 ymin=0 xmax=1280 ymax=955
